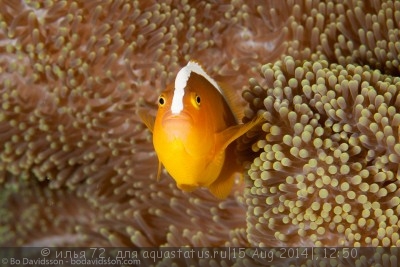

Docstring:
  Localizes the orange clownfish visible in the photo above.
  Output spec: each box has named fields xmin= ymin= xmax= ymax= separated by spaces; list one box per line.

xmin=139 ymin=61 xmax=263 ymax=199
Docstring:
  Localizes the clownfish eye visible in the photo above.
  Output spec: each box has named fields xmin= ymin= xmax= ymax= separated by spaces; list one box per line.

xmin=190 ymin=92 xmax=201 ymax=109
xmin=158 ymin=95 xmax=166 ymax=106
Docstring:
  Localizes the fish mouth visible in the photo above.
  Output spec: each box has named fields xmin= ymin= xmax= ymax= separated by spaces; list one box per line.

xmin=162 ymin=110 xmax=194 ymax=125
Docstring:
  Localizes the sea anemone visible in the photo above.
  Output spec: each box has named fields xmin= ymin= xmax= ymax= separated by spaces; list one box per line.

xmin=243 ymin=56 xmax=400 ymax=247
xmin=0 ymin=0 xmax=399 ymax=265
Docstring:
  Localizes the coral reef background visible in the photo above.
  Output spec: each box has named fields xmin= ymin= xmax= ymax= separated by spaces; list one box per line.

xmin=0 ymin=0 xmax=399 ymax=258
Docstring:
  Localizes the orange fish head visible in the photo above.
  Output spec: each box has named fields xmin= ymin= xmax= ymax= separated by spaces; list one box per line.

xmin=153 ymin=82 xmax=209 ymax=144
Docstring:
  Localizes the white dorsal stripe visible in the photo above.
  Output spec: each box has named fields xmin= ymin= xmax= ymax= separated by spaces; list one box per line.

xmin=171 ymin=61 xmax=222 ymax=114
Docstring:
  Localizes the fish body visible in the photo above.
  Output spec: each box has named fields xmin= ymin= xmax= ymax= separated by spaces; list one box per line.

xmin=140 ymin=61 xmax=263 ymax=198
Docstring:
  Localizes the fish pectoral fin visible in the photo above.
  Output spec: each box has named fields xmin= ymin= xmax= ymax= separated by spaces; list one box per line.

xmin=138 ymin=109 xmax=155 ymax=133
xmin=139 ymin=110 xmax=160 ymax=180
xmin=208 ymin=173 xmax=235 ymax=199
xmin=156 ymin=160 xmax=162 ymax=181
xmin=216 ymin=114 xmax=264 ymax=150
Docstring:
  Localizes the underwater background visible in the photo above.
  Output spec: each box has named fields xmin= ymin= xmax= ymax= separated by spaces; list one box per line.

xmin=0 ymin=0 xmax=400 ymax=264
